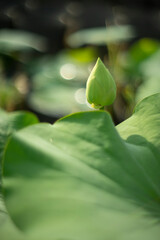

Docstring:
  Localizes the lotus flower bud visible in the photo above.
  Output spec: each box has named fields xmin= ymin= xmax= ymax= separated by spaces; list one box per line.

xmin=86 ymin=58 xmax=116 ymax=109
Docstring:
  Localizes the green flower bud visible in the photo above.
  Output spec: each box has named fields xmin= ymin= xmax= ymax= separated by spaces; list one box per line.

xmin=86 ymin=58 xmax=116 ymax=109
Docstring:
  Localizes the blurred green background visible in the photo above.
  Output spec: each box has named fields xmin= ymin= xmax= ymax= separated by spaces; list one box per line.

xmin=0 ymin=0 xmax=160 ymax=124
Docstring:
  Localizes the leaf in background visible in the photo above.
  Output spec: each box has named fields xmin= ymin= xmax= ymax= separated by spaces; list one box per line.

xmin=129 ymin=38 xmax=160 ymax=65
xmin=27 ymin=49 xmax=97 ymax=117
xmin=0 ymin=29 xmax=47 ymax=53
xmin=122 ymin=38 xmax=160 ymax=81
xmin=2 ymin=94 xmax=160 ymax=240
xmin=66 ymin=25 xmax=135 ymax=47
xmin=120 ymin=38 xmax=160 ymax=80
xmin=135 ymin=50 xmax=160 ymax=101
xmin=0 ymin=109 xmax=39 ymax=240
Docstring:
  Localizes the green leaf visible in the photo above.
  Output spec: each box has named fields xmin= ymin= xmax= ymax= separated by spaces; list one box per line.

xmin=120 ymin=38 xmax=160 ymax=83
xmin=0 ymin=109 xmax=39 ymax=240
xmin=128 ymin=38 xmax=160 ymax=65
xmin=0 ymin=109 xmax=39 ymax=165
xmin=28 ymin=50 xmax=96 ymax=116
xmin=0 ymin=197 xmax=25 ymax=240
xmin=66 ymin=25 xmax=135 ymax=47
xmin=0 ymin=29 xmax=47 ymax=53
xmin=2 ymin=94 xmax=160 ymax=239
xmin=135 ymin=50 xmax=160 ymax=101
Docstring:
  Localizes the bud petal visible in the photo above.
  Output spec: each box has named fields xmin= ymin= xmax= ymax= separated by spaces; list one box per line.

xmin=86 ymin=58 xmax=116 ymax=108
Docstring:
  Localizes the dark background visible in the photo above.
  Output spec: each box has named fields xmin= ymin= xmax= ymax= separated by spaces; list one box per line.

xmin=0 ymin=0 xmax=160 ymax=54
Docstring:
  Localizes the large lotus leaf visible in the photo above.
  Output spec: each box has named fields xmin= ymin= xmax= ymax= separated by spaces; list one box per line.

xmin=2 ymin=94 xmax=160 ymax=240
xmin=0 ymin=109 xmax=38 ymax=240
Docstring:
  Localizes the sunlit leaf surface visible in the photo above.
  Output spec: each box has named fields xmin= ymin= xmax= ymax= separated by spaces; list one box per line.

xmin=2 ymin=94 xmax=160 ymax=240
